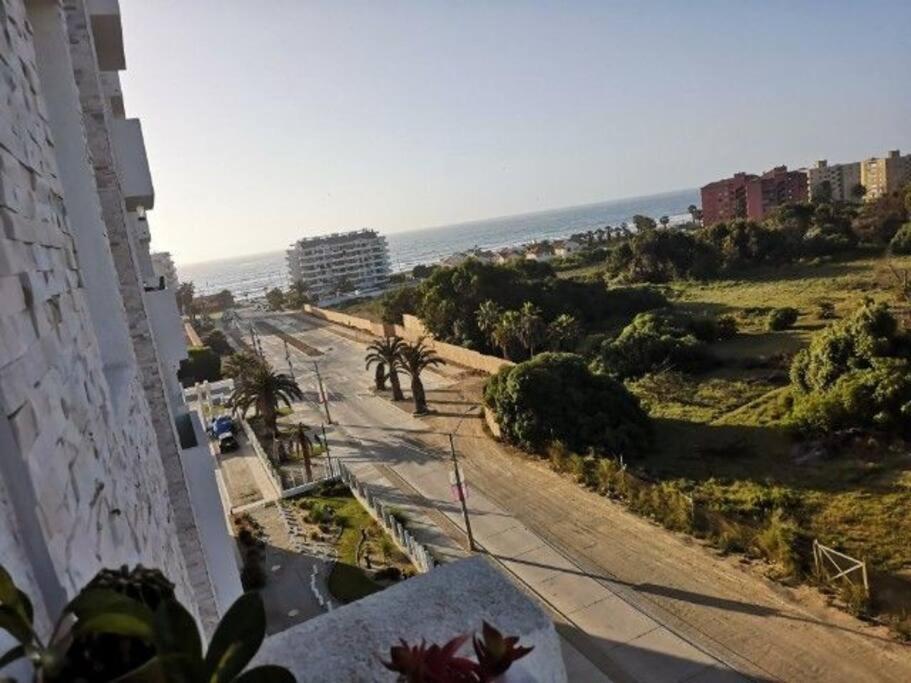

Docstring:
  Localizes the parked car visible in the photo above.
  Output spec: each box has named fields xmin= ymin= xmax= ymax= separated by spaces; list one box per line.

xmin=209 ymin=415 xmax=238 ymax=452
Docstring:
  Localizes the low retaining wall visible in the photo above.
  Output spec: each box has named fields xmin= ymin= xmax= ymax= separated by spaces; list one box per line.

xmin=300 ymin=304 xmax=512 ymax=375
xmin=484 ymin=407 xmax=502 ymax=439
xmin=238 ymin=417 xmax=284 ymax=496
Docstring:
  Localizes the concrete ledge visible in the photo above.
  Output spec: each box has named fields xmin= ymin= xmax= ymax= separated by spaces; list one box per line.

xmin=253 ymin=556 xmax=566 ymax=682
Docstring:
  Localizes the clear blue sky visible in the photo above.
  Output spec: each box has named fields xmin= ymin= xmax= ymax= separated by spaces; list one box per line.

xmin=118 ymin=0 xmax=911 ymax=265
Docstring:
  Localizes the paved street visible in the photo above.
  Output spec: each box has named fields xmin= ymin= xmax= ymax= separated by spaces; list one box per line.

xmin=232 ymin=309 xmax=911 ymax=683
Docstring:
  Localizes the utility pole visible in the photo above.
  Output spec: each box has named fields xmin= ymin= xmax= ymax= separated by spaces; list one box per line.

xmin=283 ymin=339 xmax=294 ymax=378
xmin=321 ymin=423 xmax=333 ymax=476
xmin=448 ymin=433 xmax=476 ymax=551
xmin=313 ymin=361 xmax=332 ymax=424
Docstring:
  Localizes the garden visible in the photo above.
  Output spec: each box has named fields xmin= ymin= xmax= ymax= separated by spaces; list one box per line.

xmin=284 ymin=481 xmax=417 ymax=604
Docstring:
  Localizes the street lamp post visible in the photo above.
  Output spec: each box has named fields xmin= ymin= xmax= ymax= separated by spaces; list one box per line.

xmin=448 ymin=432 xmax=476 ymax=551
xmin=283 ymin=339 xmax=294 ymax=378
xmin=313 ymin=361 xmax=332 ymax=424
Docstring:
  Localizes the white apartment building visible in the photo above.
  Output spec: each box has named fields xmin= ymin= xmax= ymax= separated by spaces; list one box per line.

xmin=286 ymin=229 xmax=391 ymax=302
xmin=0 ymin=0 xmax=241 ymax=663
xmin=151 ymin=251 xmax=179 ymax=289
xmin=807 ymin=159 xmax=862 ymax=202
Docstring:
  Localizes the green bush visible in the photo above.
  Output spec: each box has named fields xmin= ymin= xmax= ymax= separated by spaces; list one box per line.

xmin=789 ymin=302 xmax=911 ymax=434
xmin=789 ymin=359 xmax=911 ymax=434
xmin=593 ymin=312 xmax=713 ymax=379
xmin=177 ymin=346 xmax=222 ymax=386
xmin=889 ymin=223 xmax=911 ymax=254
xmin=484 ymin=353 xmax=651 ymax=456
xmin=767 ymin=307 xmax=799 ymax=331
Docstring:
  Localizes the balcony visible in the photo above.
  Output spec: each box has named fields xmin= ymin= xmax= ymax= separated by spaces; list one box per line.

xmin=176 ymin=408 xmax=244 ymax=618
xmin=144 ymin=287 xmax=187 ymax=386
xmin=100 ymin=71 xmax=125 ymax=118
xmin=87 ymin=0 xmax=125 ymax=71
xmin=111 ymin=118 xmax=154 ymax=210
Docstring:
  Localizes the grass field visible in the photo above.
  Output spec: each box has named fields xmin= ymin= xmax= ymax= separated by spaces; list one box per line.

xmin=613 ymin=252 xmax=911 ymax=613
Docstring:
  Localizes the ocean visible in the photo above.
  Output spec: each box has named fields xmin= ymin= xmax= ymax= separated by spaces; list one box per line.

xmin=178 ymin=187 xmax=699 ymax=299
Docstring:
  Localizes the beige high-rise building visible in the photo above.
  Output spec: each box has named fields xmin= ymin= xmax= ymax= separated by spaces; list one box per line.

xmin=807 ymin=159 xmax=862 ymax=202
xmin=860 ymin=150 xmax=911 ymax=200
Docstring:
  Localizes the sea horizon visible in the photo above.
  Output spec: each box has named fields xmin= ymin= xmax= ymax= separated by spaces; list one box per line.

xmin=178 ymin=186 xmax=699 ymax=297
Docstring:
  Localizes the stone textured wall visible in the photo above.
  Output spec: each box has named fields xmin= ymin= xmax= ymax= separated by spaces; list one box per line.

xmin=0 ymin=0 xmax=198 ymax=627
xmin=62 ymin=0 xmax=217 ymax=631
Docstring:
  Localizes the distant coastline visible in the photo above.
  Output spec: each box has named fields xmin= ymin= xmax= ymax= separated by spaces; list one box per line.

xmin=179 ymin=187 xmax=699 ymax=298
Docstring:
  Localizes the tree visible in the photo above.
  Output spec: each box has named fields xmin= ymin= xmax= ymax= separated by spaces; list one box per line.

xmin=229 ymin=364 xmax=303 ymax=438
xmin=632 ymin=214 xmax=657 ymax=232
xmin=295 ymin=422 xmax=313 ymax=482
xmin=178 ymin=346 xmax=222 ymax=387
xmin=687 ymin=204 xmax=703 ymax=225
xmin=380 ymin=285 xmax=421 ymax=325
xmin=476 ymin=300 xmax=503 ymax=350
xmin=484 ymin=353 xmax=651 ymax=455
xmin=813 ymin=180 xmax=833 ymax=204
xmin=202 ymin=329 xmax=232 ymax=356
xmin=366 ymin=336 xmax=407 ymax=400
xmin=517 ymin=302 xmax=545 ymax=357
xmin=286 ymin=279 xmax=311 ymax=309
xmin=850 ymin=183 xmax=867 ymax=201
xmin=222 ymin=350 xmax=266 ymax=380
xmin=397 ymin=337 xmax=444 ymax=415
xmin=492 ymin=310 xmax=522 ymax=360
xmin=265 ymin=288 xmax=285 ymax=311
xmin=659 ymin=215 xmax=670 ymax=230
xmin=176 ymin=281 xmax=195 ymax=317
xmin=547 ymin=314 xmax=581 ymax=351
xmin=593 ymin=312 xmax=712 ymax=379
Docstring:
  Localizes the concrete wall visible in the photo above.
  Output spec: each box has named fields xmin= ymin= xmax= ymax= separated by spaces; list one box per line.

xmin=0 ymin=0 xmax=198 ymax=638
xmin=253 ymin=556 xmax=566 ymax=682
xmin=300 ymin=305 xmax=513 ymax=375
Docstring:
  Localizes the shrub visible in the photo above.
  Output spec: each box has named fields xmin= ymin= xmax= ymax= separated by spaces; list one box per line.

xmin=381 ymin=285 xmax=422 ymax=324
xmin=593 ymin=312 xmax=713 ymax=379
xmin=789 ymin=302 xmax=911 ymax=434
xmin=484 ymin=353 xmax=651 ymax=456
xmin=817 ymin=301 xmax=836 ymax=319
xmin=751 ymin=509 xmax=800 ymax=577
xmin=689 ymin=314 xmax=738 ymax=342
xmin=177 ymin=346 xmax=222 ymax=386
xmin=767 ymin=307 xmax=799 ymax=331
xmin=374 ymin=566 xmax=402 ymax=581
xmin=889 ymin=223 xmax=911 ymax=254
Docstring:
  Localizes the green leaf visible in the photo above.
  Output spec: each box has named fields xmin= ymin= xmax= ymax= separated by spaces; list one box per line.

xmin=203 ymin=592 xmax=266 ymax=682
xmin=0 ymin=568 xmax=31 ymax=627
xmin=0 ymin=606 xmax=33 ymax=645
xmin=74 ymin=612 xmax=154 ymax=641
xmin=67 ymin=589 xmax=155 ymax=641
xmin=153 ymin=599 xmax=202 ymax=661
xmin=0 ymin=645 xmax=26 ymax=669
xmin=234 ymin=665 xmax=296 ymax=683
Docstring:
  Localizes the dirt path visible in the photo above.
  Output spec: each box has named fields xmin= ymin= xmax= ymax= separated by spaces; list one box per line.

xmin=412 ymin=378 xmax=911 ymax=683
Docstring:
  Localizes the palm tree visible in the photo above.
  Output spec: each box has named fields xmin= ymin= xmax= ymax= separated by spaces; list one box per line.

xmin=548 ymin=313 xmax=581 ymax=351
xmin=222 ymin=350 xmax=266 ymax=380
xmin=365 ymin=336 xmax=406 ymax=400
xmin=397 ymin=338 xmax=443 ymax=415
xmin=476 ymin=300 xmax=503 ymax=351
xmin=517 ymin=302 xmax=545 ymax=357
xmin=492 ymin=310 xmax=521 ymax=360
xmin=659 ymin=215 xmax=670 ymax=230
xmin=295 ymin=422 xmax=313 ymax=482
xmin=229 ymin=363 xmax=303 ymax=438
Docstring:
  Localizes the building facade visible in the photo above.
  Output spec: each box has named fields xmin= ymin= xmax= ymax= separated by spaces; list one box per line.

xmin=0 ymin=0 xmax=240 ymax=662
xmin=807 ymin=159 xmax=862 ymax=203
xmin=701 ymin=166 xmax=808 ymax=225
xmin=151 ymin=251 xmax=179 ymax=289
xmin=861 ymin=150 xmax=911 ymax=200
xmin=286 ymin=229 xmax=391 ymax=302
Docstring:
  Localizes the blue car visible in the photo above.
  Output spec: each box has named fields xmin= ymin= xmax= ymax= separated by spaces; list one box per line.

xmin=209 ymin=415 xmax=238 ymax=452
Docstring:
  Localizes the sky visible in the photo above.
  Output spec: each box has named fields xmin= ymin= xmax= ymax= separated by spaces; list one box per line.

xmin=117 ymin=1 xmax=911 ymax=265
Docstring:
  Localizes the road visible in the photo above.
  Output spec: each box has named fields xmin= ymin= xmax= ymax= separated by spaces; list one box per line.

xmin=240 ymin=309 xmax=911 ymax=683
